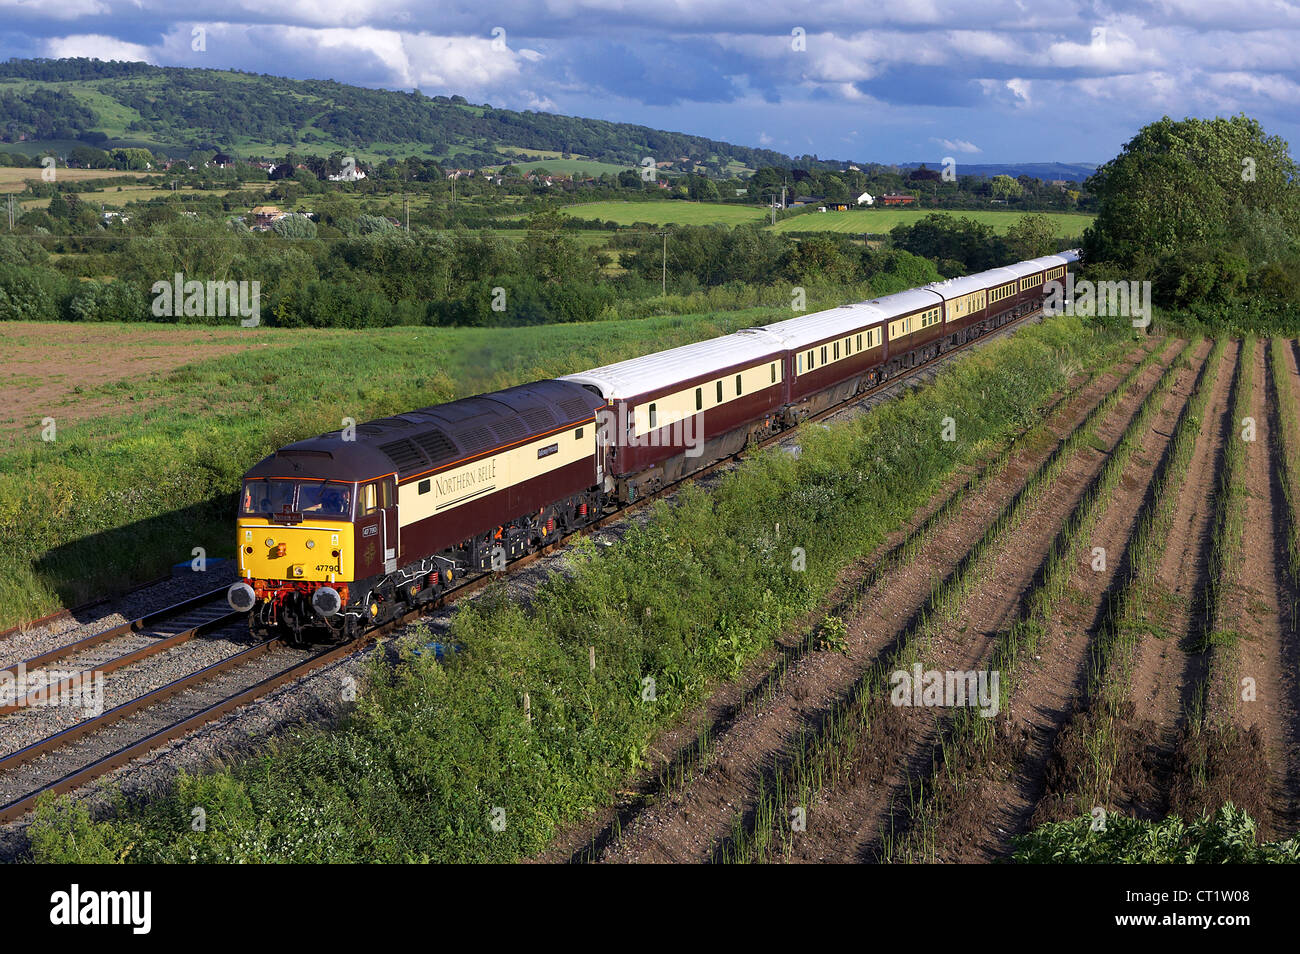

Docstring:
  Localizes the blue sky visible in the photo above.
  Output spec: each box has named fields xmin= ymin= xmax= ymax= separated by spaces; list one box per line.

xmin=2 ymin=0 xmax=1298 ymax=165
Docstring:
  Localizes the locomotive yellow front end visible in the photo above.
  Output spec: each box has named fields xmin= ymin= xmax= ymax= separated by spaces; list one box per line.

xmin=227 ymin=475 xmax=357 ymax=638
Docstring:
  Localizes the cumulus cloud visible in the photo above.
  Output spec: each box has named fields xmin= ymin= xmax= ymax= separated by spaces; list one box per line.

xmin=44 ymin=33 xmax=153 ymax=62
xmin=933 ymin=137 xmax=982 ymax=154
xmin=6 ymin=0 xmax=1300 ymax=163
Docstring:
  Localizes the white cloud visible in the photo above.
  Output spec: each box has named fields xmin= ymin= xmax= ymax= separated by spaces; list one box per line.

xmin=43 ymin=34 xmax=153 ymax=62
xmin=933 ymin=137 xmax=981 ymax=153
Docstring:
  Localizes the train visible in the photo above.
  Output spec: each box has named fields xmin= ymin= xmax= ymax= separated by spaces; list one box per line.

xmin=227 ymin=250 xmax=1079 ymax=641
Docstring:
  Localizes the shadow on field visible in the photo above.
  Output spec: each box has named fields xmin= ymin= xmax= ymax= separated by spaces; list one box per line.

xmin=30 ymin=492 xmax=237 ymax=616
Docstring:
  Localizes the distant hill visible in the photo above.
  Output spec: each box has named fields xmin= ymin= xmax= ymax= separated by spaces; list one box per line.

xmin=899 ymin=161 xmax=1097 ymax=182
xmin=0 ymin=58 xmax=1099 ymax=184
xmin=0 ymin=57 xmax=799 ymax=173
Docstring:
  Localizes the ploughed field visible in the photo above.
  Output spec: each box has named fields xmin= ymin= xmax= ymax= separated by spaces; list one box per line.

xmin=544 ymin=336 xmax=1300 ymax=862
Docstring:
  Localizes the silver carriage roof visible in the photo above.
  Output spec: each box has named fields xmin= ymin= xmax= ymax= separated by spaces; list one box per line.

xmin=559 ymin=327 xmax=786 ymax=401
xmin=751 ymin=287 xmax=940 ymax=350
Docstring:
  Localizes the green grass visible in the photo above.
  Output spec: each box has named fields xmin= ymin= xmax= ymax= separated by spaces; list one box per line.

xmin=771 ymin=208 xmax=1096 ymax=237
xmin=559 ymin=200 xmax=768 ymax=226
xmin=554 ymin=202 xmax=1096 ymax=237
xmin=492 ymin=158 xmax=634 ymax=177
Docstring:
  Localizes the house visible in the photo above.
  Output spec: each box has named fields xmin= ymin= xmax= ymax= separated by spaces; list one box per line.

xmin=856 ymin=192 xmax=874 ymax=206
xmin=327 ymin=166 xmax=367 ymax=182
xmin=879 ymin=193 xmax=916 ymax=206
xmin=250 ymin=205 xmax=286 ymax=230
xmin=212 ymin=153 xmax=234 ymax=168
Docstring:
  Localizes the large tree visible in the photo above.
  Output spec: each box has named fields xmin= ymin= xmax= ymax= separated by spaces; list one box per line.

xmin=1082 ymin=115 xmax=1299 ymax=268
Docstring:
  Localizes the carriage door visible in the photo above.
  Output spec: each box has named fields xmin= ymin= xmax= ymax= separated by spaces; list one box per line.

xmin=361 ymin=478 xmax=399 ymax=574
xmin=378 ymin=477 xmax=398 ymax=572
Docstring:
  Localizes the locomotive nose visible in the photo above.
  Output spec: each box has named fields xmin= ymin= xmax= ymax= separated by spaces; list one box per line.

xmin=227 ymin=581 xmax=257 ymax=613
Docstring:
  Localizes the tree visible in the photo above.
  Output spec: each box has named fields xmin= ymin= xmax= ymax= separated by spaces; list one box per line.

xmin=1005 ymin=214 xmax=1056 ymax=260
xmin=1082 ymin=114 xmax=1300 ymax=268
xmin=271 ymin=214 xmax=318 ymax=239
xmin=990 ymin=174 xmax=1022 ymax=199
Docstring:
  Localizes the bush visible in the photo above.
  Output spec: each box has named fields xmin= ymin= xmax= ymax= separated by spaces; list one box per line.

xmin=1012 ymin=804 xmax=1300 ymax=863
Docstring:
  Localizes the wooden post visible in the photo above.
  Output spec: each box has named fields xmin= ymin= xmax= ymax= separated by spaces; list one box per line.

xmin=523 ymin=691 xmax=531 ymax=724
xmin=589 ymin=646 xmax=596 ymax=672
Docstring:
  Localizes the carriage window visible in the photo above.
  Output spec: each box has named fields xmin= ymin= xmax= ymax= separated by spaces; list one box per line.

xmin=834 ymin=342 xmax=840 ymax=360
xmin=716 ymin=380 xmax=723 ymax=403
xmin=696 ymin=388 xmax=703 ymax=411
xmin=797 ymin=353 xmax=803 ymax=374
xmin=648 ymin=403 xmax=657 ymax=429
xmin=735 ymin=374 xmax=742 ymax=396
xmin=770 ymin=363 xmax=776 ymax=383
xmin=821 ymin=346 xmax=828 ymax=364
xmin=856 ymin=333 xmax=862 ymax=350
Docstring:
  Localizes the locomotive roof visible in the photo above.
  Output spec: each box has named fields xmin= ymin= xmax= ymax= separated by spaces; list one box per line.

xmin=559 ymin=328 xmax=786 ymax=401
xmin=244 ymin=379 xmax=602 ymax=483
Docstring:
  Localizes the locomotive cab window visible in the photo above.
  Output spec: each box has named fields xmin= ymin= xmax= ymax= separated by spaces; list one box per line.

xmin=361 ymin=478 xmax=394 ymax=517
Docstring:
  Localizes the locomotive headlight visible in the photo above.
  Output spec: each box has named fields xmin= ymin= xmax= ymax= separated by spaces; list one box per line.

xmin=306 ymin=540 xmax=315 ymax=549
xmin=311 ymin=586 xmax=343 ymax=617
xmin=265 ymin=537 xmax=275 ymax=547
xmin=227 ymin=582 xmax=257 ymax=613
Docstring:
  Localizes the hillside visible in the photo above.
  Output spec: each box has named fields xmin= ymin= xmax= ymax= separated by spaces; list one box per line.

xmin=899 ymin=161 xmax=1097 ymax=182
xmin=0 ymin=58 xmax=797 ymax=173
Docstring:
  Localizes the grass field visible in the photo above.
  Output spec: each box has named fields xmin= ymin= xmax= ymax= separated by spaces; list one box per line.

xmin=0 ymin=167 xmax=159 ymax=193
xmin=561 ymin=200 xmax=768 ymax=226
xmin=559 ymin=201 xmax=1094 ymax=236
xmin=771 ymin=208 xmax=1095 ymax=236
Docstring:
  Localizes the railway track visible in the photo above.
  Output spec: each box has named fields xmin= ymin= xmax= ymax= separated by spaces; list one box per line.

xmin=0 ymin=307 xmax=1047 ymax=825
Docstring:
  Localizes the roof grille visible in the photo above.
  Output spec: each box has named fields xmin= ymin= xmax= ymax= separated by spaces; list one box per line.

xmin=413 ymin=430 xmax=459 ymax=464
xmin=557 ymin=398 xmax=590 ymax=421
xmin=491 ymin=418 xmax=526 ymax=443
xmin=456 ymin=426 xmax=495 ymax=453
xmin=378 ymin=438 xmax=429 ymax=473
xmin=520 ymin=407 xmax=555 ymax=432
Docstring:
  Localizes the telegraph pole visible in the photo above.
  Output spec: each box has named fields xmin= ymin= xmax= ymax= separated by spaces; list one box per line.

xmin=655 ymin=230 xmax=668 ymax=296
